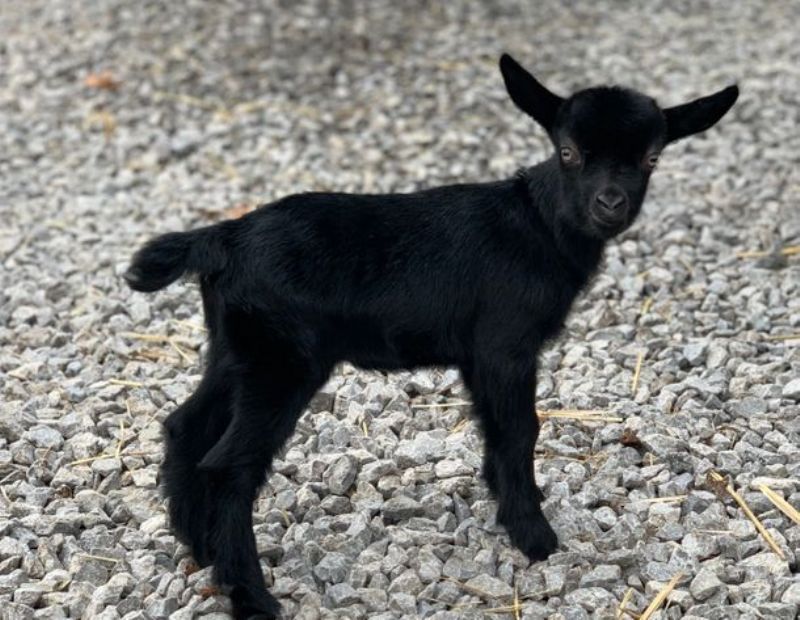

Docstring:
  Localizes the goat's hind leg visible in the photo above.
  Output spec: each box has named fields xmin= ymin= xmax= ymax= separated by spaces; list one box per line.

xmin=207 ymin=463 xmax=280 ymax=619
xmin=162 ymin=365 xmax=231 ymax=567
xmin=199 ymin=359 xmax=328 ymax=619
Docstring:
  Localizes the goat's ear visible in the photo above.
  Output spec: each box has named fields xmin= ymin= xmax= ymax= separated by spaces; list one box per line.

xmin=500 ymin=54 xmax=563 ymax=131
xmin=663 ymin=85 xmax=739 ymax=143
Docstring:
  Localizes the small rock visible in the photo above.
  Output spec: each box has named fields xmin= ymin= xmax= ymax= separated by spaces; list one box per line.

xmin=782 ymin=379 xmax=800 ymax=400
xmin=358 ymin=587 xmax=388 ymax=611
xmin=92 ymin=458 xmax=122 ymax=476
xmin=131 ymin=468 xmax=158 ymax=488
xmin=13 ymin=585 xmax=44 ymax=607
xmin=23 ymin=425 xmax=63 ymax=449
xmin=780 ymin=582 xmax=800 ymax=604
xmin=690 ymin=568 xmax=724 ymax=601
xmin=327 ymin=582 xmax=360 ymax=607
xmin=543 ymin=565 xmax=567 ymax=595
xmin=314 ymin=553 xmax=350 ymax=584
xmin=464 ymin=574 xmax=513 ymax=599
xmin=146 ymin=598 xmax=179 ymax=618
xmin=758 ymin=602 xmax=799 ymax=620
xmin=405 ymin=372 xmax=436 ymax=394
xmin=3 ymin=602 xmax=34 ymax=620
xmin=382 ymin=496 xmax=423 ymax=523
xmin=442 ymin=555 xmax=481 ymax=581
xmin=388 ymin=569 xmax=423 ymax=596
xmin=579 ymin=565 xmax=621 ymax=588
xmin=434 ymin=459 xmax=471 ymax=478
xmin=683 ymin=342 xmax=707 ymax=366
xmin=394 ymin=432 xmax=445 ymax=467
xmin=563 ymin=587 xmax=617 ymax=611
xmin=593 ymin=506 xmax=617 ymax=530
xmin=324 ymin=455 xmax=357 ymax=495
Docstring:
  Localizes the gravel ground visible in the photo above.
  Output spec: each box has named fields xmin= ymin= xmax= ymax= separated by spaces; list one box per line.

xmin=2 ymin=1 xmax=800 ymax=618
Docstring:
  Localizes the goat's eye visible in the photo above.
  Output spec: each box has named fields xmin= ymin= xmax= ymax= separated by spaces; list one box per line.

xmin=646 ymin=153 xmax=660 ymax=169
xmin=560 ymin=146 xmax=579 ymax=165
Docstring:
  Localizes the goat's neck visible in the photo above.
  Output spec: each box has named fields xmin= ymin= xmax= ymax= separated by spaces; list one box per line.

xmin=521 ymin=157 xmax=606 ymax=283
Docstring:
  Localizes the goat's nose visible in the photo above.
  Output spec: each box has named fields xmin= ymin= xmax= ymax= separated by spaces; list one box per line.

xmin=596 ymin=189 xmax=626 ymax=212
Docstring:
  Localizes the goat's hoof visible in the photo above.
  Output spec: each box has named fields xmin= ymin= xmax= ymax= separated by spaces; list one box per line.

xmin=230 ymin=586 xmax=281 ymax=620
xmin=504 ymin=511 xmax=558 ymax=562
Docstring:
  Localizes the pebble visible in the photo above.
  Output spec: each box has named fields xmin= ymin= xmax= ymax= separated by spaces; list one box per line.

xmin=313 ymin=553 xmax=350 ymax=584
xmin=323 ymin=455 xmax=358 ymax=495
xmin=780 ymin=582 xmax=800 ymax=605
xmin=781 ymin=379 xmax=800 ymax=400
xmin=23 ymin=426 xmax=63 ymax=450
xmin=394 ymin=432 xmax=446 ymax=467
xmin=381 ymin=496 xmax=424 ymax=523
xmin=690 ymin=568 xmax=726 ymax=601
xmin=464 ymin=574 xmax=513 ymax=599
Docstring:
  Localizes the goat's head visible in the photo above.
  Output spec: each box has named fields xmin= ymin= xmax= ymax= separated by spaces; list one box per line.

xmin=500 ymin=54 xmax=738 ymax=240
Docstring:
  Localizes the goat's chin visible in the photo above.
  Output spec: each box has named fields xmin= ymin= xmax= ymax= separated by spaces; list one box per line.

xmin=593 ymin=224 xmax=626 ymax=240
xmin=588 ymin=214 xmax=628 ymax=240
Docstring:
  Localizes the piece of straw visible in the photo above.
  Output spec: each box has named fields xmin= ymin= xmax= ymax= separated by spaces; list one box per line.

xmin=172 ymin=319 xmax=207 ymax=332
xmin=638 ymin=495 xmax=687 ymax=504
xmin=538 ymin=409 xmax=623 ymax=423
xmin=78 ymin=553 xmax=119 ymax=564
xmin=450 ymin=418 xmax=470 ymax=434
xmin=120 ymin=331 xmax=196 ymax=346
xmin=115 ymin=418 xmax=125 ymax=458
xmin=639 ymin=296 xmax=654 ymax=318
xmin=759 ymin=484 xmax=800 ymax=526
xmin=736 ymin=245 xmax=800 ymax=259
xmin=631 ymin=352 xmax=645 ymax=395
xmin=441 ymin=576 xmax=504 ymax=601
xmin=68 ymin=454 xmax=108 ymax=466
xmin=709 ymin=471 xmax=786 ymax=559
xmin=616 ymin=587 xmax=634 ymax=620
xmin=482 ymin=603 xmax=527 ymax=615
xmin=534 ymin=450 xmax=604 ymax=463
xmin=639 ymin=572 xmax=682 ymax=620
xmin=412 ymin=400 xmax=472 ymax=409
xmin=764 ymin=332 xmax=800 ymax=341
xmin=107 ymin=379 xmax=145 ymax=388
xmin=168 ymin=338 xmax=195 ymax=364
xmin=417 ymin=401 xmax=623 ymax=424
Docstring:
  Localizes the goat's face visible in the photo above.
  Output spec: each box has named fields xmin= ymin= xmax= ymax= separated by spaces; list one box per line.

xmin=499 ymin=54 xmax=738 ymax=240
xmin=551 ymin=88 xmax=664 ymax=238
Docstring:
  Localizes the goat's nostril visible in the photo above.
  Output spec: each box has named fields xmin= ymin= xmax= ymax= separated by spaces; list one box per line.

xmin=596 ymin=191 xmax=625 ymax=211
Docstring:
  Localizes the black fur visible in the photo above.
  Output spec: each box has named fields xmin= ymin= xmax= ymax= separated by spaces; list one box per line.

xmin=126 ymin=54 xmax=738 ymax=619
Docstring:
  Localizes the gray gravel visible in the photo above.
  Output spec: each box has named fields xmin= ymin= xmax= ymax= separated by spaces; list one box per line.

xmin=2 ymin=1 xmax=800 ymax=618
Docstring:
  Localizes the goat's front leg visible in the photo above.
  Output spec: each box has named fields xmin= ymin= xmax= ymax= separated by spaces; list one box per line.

xmin=467 ymin=359 xmax=558 ymax=562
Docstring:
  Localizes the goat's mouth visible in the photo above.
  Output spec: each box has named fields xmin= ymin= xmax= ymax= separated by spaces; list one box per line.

xmin=589 ymin=210 xmax=628 ymax=237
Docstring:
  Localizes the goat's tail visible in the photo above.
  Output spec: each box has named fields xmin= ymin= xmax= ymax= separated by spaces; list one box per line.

xmin=124 ymin=224 xmax=228 ymax=292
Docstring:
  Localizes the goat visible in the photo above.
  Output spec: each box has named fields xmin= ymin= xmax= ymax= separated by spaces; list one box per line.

xmin=124 ymin=54 xmax=738 ymax=619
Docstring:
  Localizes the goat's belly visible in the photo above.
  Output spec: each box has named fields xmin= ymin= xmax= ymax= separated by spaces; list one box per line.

xmin=326 ymin=317 xmax=460 ymax=370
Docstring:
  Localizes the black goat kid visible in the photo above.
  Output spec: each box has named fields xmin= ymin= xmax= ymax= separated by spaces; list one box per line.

xmin=125 ymin=55 xmax=738 ymax=619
